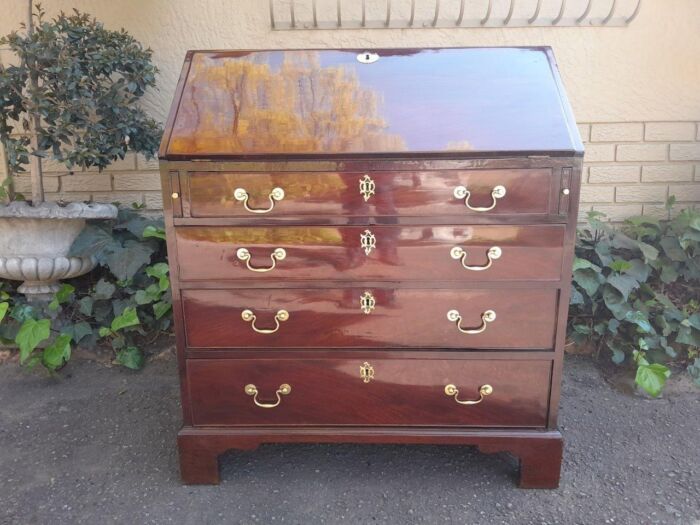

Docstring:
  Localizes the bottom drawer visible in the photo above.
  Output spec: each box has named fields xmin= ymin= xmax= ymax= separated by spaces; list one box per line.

xmin=186 ymin=357 xmax=552 ymax=428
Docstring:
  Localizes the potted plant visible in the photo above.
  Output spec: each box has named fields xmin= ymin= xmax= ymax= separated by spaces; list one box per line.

xmin=0 ymin=5 xmax=161 ymax=301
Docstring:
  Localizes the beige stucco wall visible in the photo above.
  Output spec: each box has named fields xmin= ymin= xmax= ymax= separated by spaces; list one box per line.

xmin=1 ymin=0 xmax=699 ymax=216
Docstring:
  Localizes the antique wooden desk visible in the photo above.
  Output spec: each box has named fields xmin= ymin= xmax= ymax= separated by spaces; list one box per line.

xmin=159 ymin=47 xmax=583 ymax=488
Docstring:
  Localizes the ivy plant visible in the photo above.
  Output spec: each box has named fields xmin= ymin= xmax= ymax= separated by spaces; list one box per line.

xmin=569 ymin=198 xmax=700 ymax=397
xmin=0 ymin=206 xmax=171 ymax=371
xmin=0 ymin=6 xmax=161 ymax=201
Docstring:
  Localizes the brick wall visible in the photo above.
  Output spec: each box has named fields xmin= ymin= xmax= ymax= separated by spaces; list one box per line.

xmin=8 ymin=153 xmax=163 ymax=210
xmin=578 ymin=121 xmax=700 ymax=221
xmin=4 ymin=121 xmax=700 ymax=218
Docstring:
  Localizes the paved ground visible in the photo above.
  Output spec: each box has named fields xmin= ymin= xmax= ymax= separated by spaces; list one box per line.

xmin=0 ymin=354 xmax=698 ymax=525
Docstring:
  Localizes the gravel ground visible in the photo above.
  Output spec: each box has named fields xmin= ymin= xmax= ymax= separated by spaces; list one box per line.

xmin=0 ymin=354 xmax=698 ymax=525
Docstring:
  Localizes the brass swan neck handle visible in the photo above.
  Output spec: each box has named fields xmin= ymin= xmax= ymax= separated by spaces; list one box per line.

xmin=234 ymin=187 xmax=285 ymax=214
xmin=447 ymin=309 xmax=496 ymax=334
xmin=241 ymin=309 xmax=289 ymax=334
xmin=245 ymin=383 xmax=291 ymax=408
xmin=450 ymin=246 xmax=502 ymax=271
xmin=444 ymin=384 xmax=493 ymax=405
xmin=237 ymin=247 xmax=286 ymax=273
xmin=453 ymin=185 xmax=506 ymax=212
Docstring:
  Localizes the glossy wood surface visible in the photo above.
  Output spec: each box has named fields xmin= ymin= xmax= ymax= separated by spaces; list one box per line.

xmin=162 ymin=48 xmax=583 ymax=158
xmin=186 ymin=169 xmax=554 ymax=217
xmin=160 ymin=45 xmax=584 ymax=488
xmin=176 ymin=224 xmax=565 ymax=282
xmin=182 ymin=288 xmax=558 ymax=349
xmin=186 ymin=357 xmax=551 ymax=427
xmin=178 ymin=427 xmax=563 ymax=488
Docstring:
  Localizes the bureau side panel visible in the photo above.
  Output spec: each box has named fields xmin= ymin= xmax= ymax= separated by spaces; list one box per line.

xmin=160 ymin=162 xmax=193 ymax=426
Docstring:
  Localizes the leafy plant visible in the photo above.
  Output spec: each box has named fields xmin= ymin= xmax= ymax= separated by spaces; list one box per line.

xmin=0 ymin=206 xmax=171 ymax=371
xmin=0 ymin=5 xmax=161 ymax=202
xmin=569 ymin=198 xmax=700 ymax=396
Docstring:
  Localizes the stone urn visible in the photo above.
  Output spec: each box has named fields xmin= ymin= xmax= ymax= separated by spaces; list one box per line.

xmin=0 ymin=201 xmax=118 ymax=301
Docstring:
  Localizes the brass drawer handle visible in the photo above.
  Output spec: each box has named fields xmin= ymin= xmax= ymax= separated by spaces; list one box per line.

xmin=453 ymin=185 xmax=506 ymax=212
xmin=236 ymin=247 xmax=286 ymax=273
xmin=233 ymin=187 xmax=285 ymax=214
xmin=450 ymin=246 xmax=502 ymax=271
xmin=241 ymin=309 xmax=289 ymax=334
xmin=245 ymin=383 xmax=291 ymax=408
xmin=447 ymin=309 xmax=496 ymax=334
xmin=444 ymin=384 xmax=493 ymax=405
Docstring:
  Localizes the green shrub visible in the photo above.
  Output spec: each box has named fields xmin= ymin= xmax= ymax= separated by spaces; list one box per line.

xmin=569 ymin=198 xmax=700 ymax=396
xmin=0 ymin=7 xmax=161 ymax=201
xmin=0 ymin=206 xmax=170 ymax=371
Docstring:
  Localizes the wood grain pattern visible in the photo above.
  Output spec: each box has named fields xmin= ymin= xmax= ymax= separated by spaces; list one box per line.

xmin=176 ymin=224 xmax=565 ymax=282
xmin=177 ymin=427 xmax=563 ymax=488
xmin=182 ymin=288 xmax=558 ymax=349
xmin=160 ymin=47 xmax=583 ymax=489
xmin=186 ymin=357 xmax=551 ymax=427
xmin=187 ymin=169 xmax=554 ymax=217
xmin=162 ymin=48 xmax=583 ymax=158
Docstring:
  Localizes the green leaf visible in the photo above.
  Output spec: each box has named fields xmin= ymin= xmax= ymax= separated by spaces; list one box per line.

xmin=110 ymin=306 xmax=140 ymax=332
xmin=574 ymin=268 xmax=604 ymax=297
xmin=623 ymin=259 xmax=650 ymax=283
xmin=676 ymin=324 xmax=700 ymax=346
xmin=116 ymin=346 xmax=145 ymax=370
xmin=153 ymin=301 xmax=171 ymax=320
xmin=146 ymin=263 xmax=170 ymax=291
xmin=0 ymin=302 xmax=8 ymax=324
xmin=607 ymin=340 xmax=626 ymax=364
xmin=79 ymin=296 xmax=94 ymax=316
xmin=69 ymin=224 xmax=116 ymax=258
xmin=608 ymin=260 xmax=632 ymax=273
xmin=602 ymin=285 xmax=632 ymax=320
xmin=572 ymin=257 xmax=600 ymax=272
xmin=72 ymin=321 xmax=93 ymax=343
xmin=570 ymin=286 xmax=584 ymax=305
xmin=11 ymin=303 xmax=36 ymax=323
xmin=49 ymin=283 xmax=75 ymax=310
xmin=142 ymin=225 xmax=166 ymax=240
xmin=624 ymin=311 xmax=653 ymax=333
xmin=93 ymin=279 xmax=116 ymax=300
xmin=42 ymin=334 xmax=72 ymax=371
xmin=104 ymin=240 xmax=154 ymax=281
xmin=684 ymin=313 xmax=700 ymax=330
xmin=635 ymin=362 xmax=670 ymax=398
xmin=15 ymin=319 xmax=51 ymax=364
xmin=660 ymin=236 xmax=686 ymax=262
xmin=98 ymin=326 xmax=112 ymax=338
xmin=607 ymin=274 xmax=640 ymax=301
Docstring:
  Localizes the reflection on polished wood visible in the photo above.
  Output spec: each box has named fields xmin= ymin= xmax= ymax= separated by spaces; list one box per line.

xmin=182 ymin=288 xmax=557 ymax=349
xmin=176 ymin=224 xmax=565 ymax=282
xmin=186 ymin=357 xmax=551 ymax=427
xmin=187 ymin=169 xmax=553 ymax=217
xmin=161 ymin=46 xmax=582 ymax=488
xmin=163 ymin=48 xmax=583 ymax=158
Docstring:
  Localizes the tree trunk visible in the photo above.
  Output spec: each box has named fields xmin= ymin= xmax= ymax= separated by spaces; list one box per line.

xmin=26 ymin=0 xmax=44 ymax=205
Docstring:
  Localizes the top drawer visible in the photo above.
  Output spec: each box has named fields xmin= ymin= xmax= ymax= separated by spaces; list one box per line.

xmin=184 ymin=169 xmax=557 ymax=218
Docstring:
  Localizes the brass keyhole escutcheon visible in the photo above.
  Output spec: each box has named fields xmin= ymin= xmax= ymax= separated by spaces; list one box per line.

xmin=360 ymin=362 xmax=375 ymax=383
xmin=360 ymin=291 xmax=376 ymax=314
xmin=360 ymin=229 xmax=376 ymax=256
xmin=359 ymin=174 xmax=376 ymax=202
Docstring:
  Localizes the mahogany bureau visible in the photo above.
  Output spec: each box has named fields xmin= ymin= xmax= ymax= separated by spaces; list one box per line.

xmin=158 ymin=47 xmax=583 ymax=488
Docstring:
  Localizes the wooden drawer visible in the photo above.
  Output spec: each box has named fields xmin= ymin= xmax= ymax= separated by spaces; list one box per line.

xmin=185 ymin=169 xmax=555 ymax=217
xmin=176 ymin=224 xmax=565 ymax=282
xmin=182 ymin=288 xmax=558 ymax=349
xmin=186 ymin=356 xmax=551 ymax=427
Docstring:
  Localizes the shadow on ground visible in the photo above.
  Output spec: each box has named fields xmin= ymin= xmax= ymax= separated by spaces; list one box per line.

xmin=0 ymin=355 xmax=697 ymax=525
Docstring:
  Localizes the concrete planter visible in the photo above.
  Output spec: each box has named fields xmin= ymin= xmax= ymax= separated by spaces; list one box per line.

xmin=0 ymin=201 xmax=118 ymax=301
